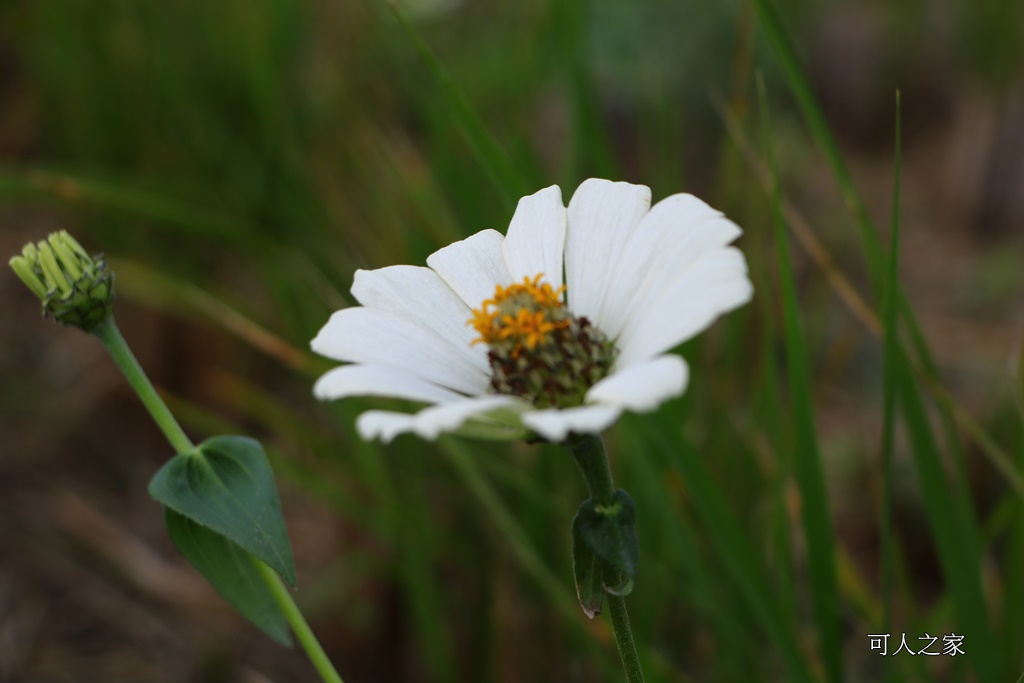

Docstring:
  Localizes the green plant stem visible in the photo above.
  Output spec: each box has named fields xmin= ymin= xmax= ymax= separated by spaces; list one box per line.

xmin=568 ymin=435 xmax=645 ymax=683
xmin=569 ymin=434 xmax=616 ymax=504
xmin=92 ymin=314 xmax=345 ymax=683
xmin=607 ymin=594 xmax=644 ymax=683
xmin=93 ymin=316 xmax=194 ymax=454
xmin=255 ymin=560 xmax=344 ymax=683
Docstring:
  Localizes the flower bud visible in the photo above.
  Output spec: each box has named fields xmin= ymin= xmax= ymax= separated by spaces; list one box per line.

xmin=9 ymin=231 xmax=115 ymax=331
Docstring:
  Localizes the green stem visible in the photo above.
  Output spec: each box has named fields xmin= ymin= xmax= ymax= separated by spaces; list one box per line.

xmin=607 ymin=595 xmax=644 ymax=683
xmin=568 ymin=435 xmax=645 ymax=683
xmin=569 ymin=434 xmax=615 ymax=504
xmin=255 ymin=560 xmax=345 ymax=683
xmin=93 ymin=316 xmax=194 ymax=454
xmin=92 ymin=315 xmax=344 ymax=683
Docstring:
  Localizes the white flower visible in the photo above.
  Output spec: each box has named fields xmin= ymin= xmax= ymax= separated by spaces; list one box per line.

xmin=311 ymin=179 xmax=753 ymax=443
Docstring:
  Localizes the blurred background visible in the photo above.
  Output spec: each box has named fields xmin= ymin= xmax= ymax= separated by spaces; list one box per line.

xmin=2 ymin=0 xmax=1023 ymax=681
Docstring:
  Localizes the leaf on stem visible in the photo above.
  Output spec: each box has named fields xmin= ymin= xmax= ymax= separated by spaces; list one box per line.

xmin=149 ymin=435 xmax=297 ymax=587
xmin=574 ymin=490 xmax=639 ymax=598
xmin=165 ymin=508 xmax=292 ymax=646
xmin=572 ymin=512 xmax=605 ymax=619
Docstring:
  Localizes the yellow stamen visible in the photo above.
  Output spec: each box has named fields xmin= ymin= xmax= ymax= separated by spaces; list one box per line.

xmin=468 ymin=273 xmax=568 ymax=352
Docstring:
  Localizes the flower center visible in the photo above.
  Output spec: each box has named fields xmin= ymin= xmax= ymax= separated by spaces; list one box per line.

xmin=469 ymin=274 xmax=617 ymax=409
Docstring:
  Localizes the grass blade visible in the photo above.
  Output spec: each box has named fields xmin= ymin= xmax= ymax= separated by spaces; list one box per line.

xmin=896 ymin=353 xmax=1000 ymax=682
xmin=437 ymin=439 xmax=626 ymax=679
xmin=716 ymin=99 xmax=1024 ymax=500
xmin=114 ymin=258 xmax=318 ymax=373
xmin=387 ymin=1 xmax=529 ymax=209
xmin=749 ymin=7 xmax=1002 ymax=678
xmin=653 ymin=425 xmax=816 ymax=683
xmin=758 ymin=75 xmax=842 ymax=683
xmin=550 ymin=0 xmax=617 ymax=181
xmin=749 ymin=0 xmax=883 ymax=292
xmin=879 ymin=91 xmax=902 ymax=682
xmin=0 ymin=167 xmax=249 ymax=241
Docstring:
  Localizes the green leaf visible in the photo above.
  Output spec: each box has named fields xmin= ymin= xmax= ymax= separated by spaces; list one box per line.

xmin=165 ymin=508 xmax=292 ymax=646
xmin=575 ymin=490 xmax=639 ymax=596
xmin=571 ymin=512 xmax=605 ymax=619
xmin=149 ymin=435 xmax=297 ymax=587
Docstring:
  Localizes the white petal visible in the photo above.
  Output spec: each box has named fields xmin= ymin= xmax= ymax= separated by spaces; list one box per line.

xmin=411 ymin=395 xmax=526 ymax=440
xmin=314 ymin=364 xmax=464 ymax=404
xmin=351 ymin=265 xmax=487 ymax=372
xmin=616 ymin=247 xmax=753 ymax=367
xmin=356 ymin=397 xmax=529 ymax=443
xmin=586 ymin=355 xmax=688 ymax=411
xmin=502 ymin=185 xmax=567 ymax=289
xmin=522 ymin=404 xmax=622 ymax=442
xmin=311 ymin=307 xmax=488 ymax=394
xmin=426 ymin=229 xmax=512 ymax=309
xmin=565 ymin=179 xmax=651 ymax=325
xmin=357 ymin=410 xmax=417 ymax=443
xmin=599 ymin=194 xmax=742 ymax=339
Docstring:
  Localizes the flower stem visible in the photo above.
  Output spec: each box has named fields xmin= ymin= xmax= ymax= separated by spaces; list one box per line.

xmin=569 ymin=433 xmax=615 ymax=504
xmin=92 ymin=315 xmax=344 ymax=683
xmin=607 ymin=594 xmax=644 ymax=683
xmin=568 ymin=434 xmax=645 ymax=683
xmin=93 ymin=316 xmax=194 ymax=454
xmin=254 ymin=559 xmax=345 ymax=683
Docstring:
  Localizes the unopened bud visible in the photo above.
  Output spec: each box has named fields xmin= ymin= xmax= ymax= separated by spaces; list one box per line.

xmin=9 ymin=231 xmax=115 ymax=331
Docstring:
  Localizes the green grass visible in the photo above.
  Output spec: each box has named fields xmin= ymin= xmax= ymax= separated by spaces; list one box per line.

xmin=759 ymin=73 xmax=842 ymax=683
xmin=879 ymin=90 xmax=902 ymax=683
xmin=4 ymin=0 xmax=1023 ymax=680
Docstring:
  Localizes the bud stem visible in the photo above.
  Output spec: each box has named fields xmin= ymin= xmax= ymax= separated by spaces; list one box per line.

xmin=92 ymin=316 xmax=195 ymax=454
xmin=567 ymin=435 xmax=645 ymax=683
xmin=91 ymin=315 xmax=345 ymax=683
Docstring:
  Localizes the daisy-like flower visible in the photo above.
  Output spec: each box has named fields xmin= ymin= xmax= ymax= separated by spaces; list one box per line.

xmin=312 ymin=179 xmax=753 ymax=444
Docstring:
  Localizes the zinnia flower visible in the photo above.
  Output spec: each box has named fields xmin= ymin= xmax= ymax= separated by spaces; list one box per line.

xmin=312 ymin=179 xmax=752 ymax=443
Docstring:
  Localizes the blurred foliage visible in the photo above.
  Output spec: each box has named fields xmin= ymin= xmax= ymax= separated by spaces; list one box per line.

xmin=2 ymin=0 xmax=1023 ymax=682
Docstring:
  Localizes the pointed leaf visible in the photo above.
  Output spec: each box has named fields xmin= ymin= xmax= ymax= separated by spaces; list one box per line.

xmin=149 ymin=435 xmax=297 ymax=587
xmin=575 ymin=490 xmax=638 ymax=594
xmin=165 ymin=508 xmax=292 ymax=646
xmin=571 ymin=511 xmax=605 ymax=619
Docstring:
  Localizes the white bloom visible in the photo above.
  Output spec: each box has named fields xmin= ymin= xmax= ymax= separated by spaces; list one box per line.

xmin=311 ymin=179 xmax=753 ymax=443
